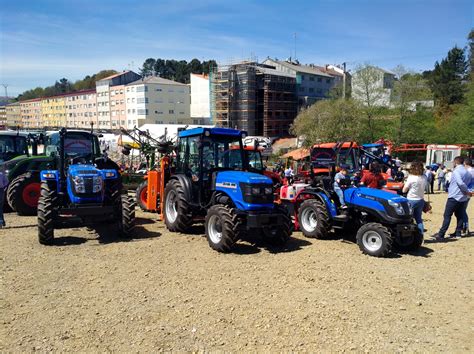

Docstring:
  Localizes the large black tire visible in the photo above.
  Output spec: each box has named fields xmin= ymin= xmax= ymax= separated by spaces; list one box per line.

xmin=163 ymin=179 xmax=192 ymax=232
xmin=37 ymin=182 xmax=57 ymax=245
xmin=118 ymin=194 xmax=136 ymax=237
xmin=205 ymin=204 xmax=243 ymax=252
xmin=135 ymin=181 xmax=148 ymax=211
xmin=399 ymin=229 xmax=424 ymax=252
xmin=7 ymin=172 xmax=41 ymax=215
xmin=298 ymin=199 xmax=331 ymax=239
xmin=356 ymin=222 xmax=393 ymax=257
xmin=262 ymin=205 xmax=292 ymax=246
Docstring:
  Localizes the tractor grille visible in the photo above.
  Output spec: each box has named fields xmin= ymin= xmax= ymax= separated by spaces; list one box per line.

xmin=83 ymin=177 xmax=94 ymax=194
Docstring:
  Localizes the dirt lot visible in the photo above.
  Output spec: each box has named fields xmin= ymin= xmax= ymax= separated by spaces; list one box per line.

xmin=1 ymin=192 xmax=473 ymax=352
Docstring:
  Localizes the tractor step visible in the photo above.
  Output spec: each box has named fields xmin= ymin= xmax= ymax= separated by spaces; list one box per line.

xmin=333 ymin=214 xmax=349 ymax=222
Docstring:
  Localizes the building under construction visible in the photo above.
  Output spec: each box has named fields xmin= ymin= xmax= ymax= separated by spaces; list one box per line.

xmin=211 ymin=62 xmax=297 ymax=137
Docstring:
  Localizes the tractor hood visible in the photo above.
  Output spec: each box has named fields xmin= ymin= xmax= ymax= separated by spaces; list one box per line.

xmin=345 ymin=187 xmax=412 ymax=223
xmin=215 ymin=171 xmax=274 ymax=211
xmin=216 ymin=170 xmax=272 ymax=185
xmin=68 ymin=164 xmax=101 ymax=177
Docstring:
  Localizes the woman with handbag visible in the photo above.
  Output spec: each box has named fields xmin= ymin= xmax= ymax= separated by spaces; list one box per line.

xmin=403 ymin=161 xmax=428 ymax=235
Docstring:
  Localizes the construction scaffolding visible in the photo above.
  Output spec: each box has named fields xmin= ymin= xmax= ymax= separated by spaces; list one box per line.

xmin=211 ymin=60 xmax=297 ymax=137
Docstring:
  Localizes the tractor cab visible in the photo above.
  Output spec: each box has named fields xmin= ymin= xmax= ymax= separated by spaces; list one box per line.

xmin=162 ymin=127 xmax=292 ymax=252
xmin=37 ymin=128 xmax=135 ymax=245
xmin=0 ymin=132 xmax=28 ymax=163
xmin=310 ymin=142 xmax=360 ymax=177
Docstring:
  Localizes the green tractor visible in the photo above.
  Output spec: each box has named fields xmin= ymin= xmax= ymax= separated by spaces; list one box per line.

xmin=1 ymin=131 xmax=40 ymax=212
xmin=4 ymin=130 xmax=119 ymax=215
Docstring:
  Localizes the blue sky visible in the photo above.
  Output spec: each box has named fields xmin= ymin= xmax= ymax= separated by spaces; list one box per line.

xmin=0 ymin=0 xmax=472 ymax=96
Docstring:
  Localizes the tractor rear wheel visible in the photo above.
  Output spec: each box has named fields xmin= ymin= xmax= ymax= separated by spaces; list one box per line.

xmin=356 ymin=222 xmax=393 ymax=257
xmin=163 ymin=179 xmax=192 ymax=232
xmin=135 ymin=181 xmax=148 ymax=211
xmin=205 ymin=205 xmax=242 ymax=252
xmin=263 ymin=205 xmax=291 ymax=246
xmin=37 ymin=182 xmax=57 ymax=245
xmin=7 ymin=172 xmax=41 ymax=215
xmin=298 ymin=199 xmax=330 ymax=239
xmin=118 ymin=194 xmax=136 ymax=238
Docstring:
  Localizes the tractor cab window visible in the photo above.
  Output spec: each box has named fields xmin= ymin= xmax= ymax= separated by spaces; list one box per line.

xmin=45 ymin=132 xmax=100 ymax=162
xmin=176 ymin=135 xmax=200 ymax=178
xmin=0 ymin=135 xmax=27 ymax=162
xmin=311 ymin=148 xmax=336 ymax=167
xmin=248 ymin=150 xmax=263 ymax=170
xmin=200 ymin=136 xmax=244 ymax=171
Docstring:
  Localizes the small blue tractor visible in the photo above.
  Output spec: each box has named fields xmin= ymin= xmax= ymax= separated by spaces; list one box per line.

xmin=146 ymin=127 xmax=292 ymax=252
xmin=37 ymin=128 xmax=135 ymax=245
xmin=281 ymin=143 xmax=421 ymax=257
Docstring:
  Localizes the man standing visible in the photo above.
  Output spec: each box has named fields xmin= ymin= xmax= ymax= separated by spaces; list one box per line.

xmin=436 ymin=165 xmax=446 ymax=191
xmin=461 ymin=157 xmax=474 ymax=236
xmin=432 ymin=156 xmax=473 ymax=240
xmin=424 ymin=166 xmax=433 ymax=194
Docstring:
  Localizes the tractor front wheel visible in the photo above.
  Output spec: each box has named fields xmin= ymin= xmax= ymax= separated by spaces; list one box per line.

xmin=37 ymin=182 xmax=57 ymax=245
xmin=298 ymin=199 xmax=330 ymax=239
xmin=399 ymin=229 xmax=424 ymax=252
xmin=7 ymin=172 xmax=41 ymax=215
xmin=205 ymin=205 xmax=242 ymax=252
xmin=118 ymin=194 xmax=136 ymax=238
xmin=135 ymin=181 xmax=148 ymax=211
xmin=163 ymin=179 xmax=192 ymax=232
xmin=356 ymin=222 xmax=393 ymax=257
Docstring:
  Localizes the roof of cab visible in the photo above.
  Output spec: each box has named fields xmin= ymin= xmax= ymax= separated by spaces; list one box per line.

xmin=178 ymin=127 xmax=246 ymax=138
xmin=312 ymin=142 xmax=359 ymax=149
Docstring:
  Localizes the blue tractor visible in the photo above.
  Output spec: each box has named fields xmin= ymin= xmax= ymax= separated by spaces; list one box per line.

xmin=37 ymin=128 xmax=135 ymax=245
xmin=161 ymin=127 xmax=291 ymax=252
xmin=286 ymin=145 xmax=422 ymax=257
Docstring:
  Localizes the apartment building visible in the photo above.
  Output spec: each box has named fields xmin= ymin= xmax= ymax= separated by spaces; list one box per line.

xmin=65 ymin=89 xmax=97 ymax=128
xmin=0 ymin=106 xmax=7 ymax=127
xmin=6 ymin=102 xmax=21 ymax=127
xmin=96 ymin=71 xmax=141 ymax=129
xmin=20 ymin=98 xmax=42 ymax=129
xmin=190 ymin=73 xmax=211 ymax=125
xmin=41 ymin=94 xmax=67 ymax=127
xmin=125 ymin=76 xmax=191 ymax=128
xmin=262 ymin=58 xmax=336 ymax=109
xmin=211 ymin=62 xmax=297 ymax=137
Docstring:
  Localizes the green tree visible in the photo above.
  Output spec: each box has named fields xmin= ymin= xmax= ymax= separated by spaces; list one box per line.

xmin=290 ymin=99 xmax=363 ymax=146
xmin=351 ymin=64 xmax=387 ymax=140
xmin=428 ymin=46 xmax=468 ymax=106
xmin=140 ymin=58 xmax=156 ymax=77
xmin=444 ymin=80 xmax=474 ymax=144
xmin=391 ymin=65 xmax=433 ymax=143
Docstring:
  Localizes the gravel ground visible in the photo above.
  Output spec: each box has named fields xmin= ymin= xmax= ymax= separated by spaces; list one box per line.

xmin=1 ymin=192 xmax=473 ymax=352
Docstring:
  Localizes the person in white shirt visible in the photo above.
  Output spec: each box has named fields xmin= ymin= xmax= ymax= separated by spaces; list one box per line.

xmin=402 ymin=161 xmax=427 ymax=236
xmin=284 ymin=166 xmax=294 ymax=184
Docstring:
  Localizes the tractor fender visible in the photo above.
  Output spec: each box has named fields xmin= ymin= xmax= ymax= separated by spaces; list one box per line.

xmin=296 ymin=190 xmax=338 ymax=218
xmin=168 ymin=174 xmax=193 ymax=202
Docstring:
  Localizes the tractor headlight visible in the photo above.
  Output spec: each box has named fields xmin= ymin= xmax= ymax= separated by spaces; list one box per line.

xmin=264 ymin=187 xmax=273 ymax=195
xmin=251 ymin=187 xmax=261 ymax=195
xmin=73 ymin=176 xmax=85 ymax=193
xmin=388 ymin=200 xmax=405 ymax=215
xmin=92 ymin=176 xmax=103 ymax=193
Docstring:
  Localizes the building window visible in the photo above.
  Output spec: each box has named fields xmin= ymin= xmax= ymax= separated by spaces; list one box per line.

xmin=169 ymin=109 xmax=174 ymax=114
xmin=326 ymin=78 xmax=331 ymax=83
xmin=137 ymin=97 xmax=148 ymax=104
xmin=136 ymin=86 xmax=148 ymax=92
xmin=309 ymin=76 xmax=315 ymax=81
xmin=301 ymin=75 xmax=305 ymax=80
xmin=309 ymin=88 xmax=314 ymax=93
xmin=168 ymin=88 xmax=174 ymax=92
xmin=168 ymin=99 xmax=174 ymax=103
xmin=299 ymin=86 xmax=305 ymax=92
xmin=156 ymin=87 xmax=162 ymax=92
xmin=317 ymin=77 xmax=322 ymax=82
